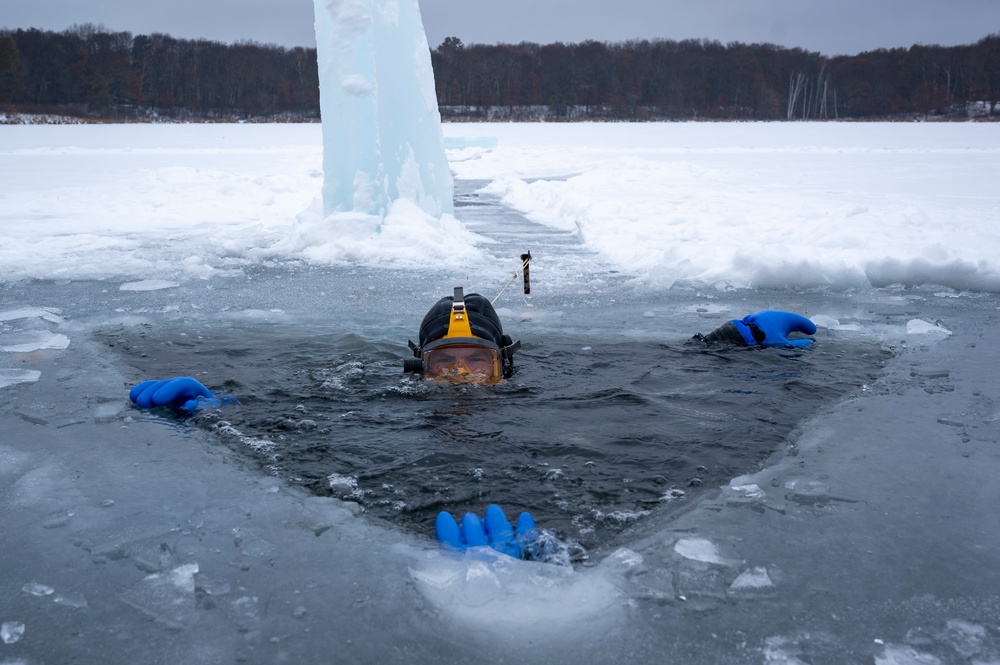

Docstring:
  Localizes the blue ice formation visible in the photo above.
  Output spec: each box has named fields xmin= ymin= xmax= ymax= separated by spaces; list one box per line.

xmin=312 ymin=0 xmax=454 ymax=219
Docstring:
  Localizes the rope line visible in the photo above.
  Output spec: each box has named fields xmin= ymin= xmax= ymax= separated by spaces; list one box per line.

xmin=492 ymin=255 xmax=531 ymax=305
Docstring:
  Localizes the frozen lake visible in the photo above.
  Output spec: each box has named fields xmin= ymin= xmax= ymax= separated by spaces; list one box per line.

xmin=2 ymin=122 xmax=1000 ymax=663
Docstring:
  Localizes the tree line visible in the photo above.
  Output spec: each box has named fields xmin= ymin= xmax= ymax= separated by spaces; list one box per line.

xmin=0 ymin=25 xmax=319 ymax=119
xmin=431 ymin=35 xmax=1000 ymax=120
xmin=1 ymin=25 xmax=998 ymax=121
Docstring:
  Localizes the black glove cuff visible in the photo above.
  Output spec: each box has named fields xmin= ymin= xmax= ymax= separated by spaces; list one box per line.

xmin=693 ymin=321 xmax=750 ymax=347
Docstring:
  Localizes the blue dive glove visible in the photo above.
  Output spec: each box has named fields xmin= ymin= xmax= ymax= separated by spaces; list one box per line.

xmin=436 ymin=504 xmax=537 ymax=559
xmin=732 ymin=310 xmax=817 ymax=348
xmin=129 ymin=376 xmax=220 ymax=413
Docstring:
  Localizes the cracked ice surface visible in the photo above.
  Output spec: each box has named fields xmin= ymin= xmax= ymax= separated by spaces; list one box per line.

xmin=2 ymin=122 xmax=1000 ymax=664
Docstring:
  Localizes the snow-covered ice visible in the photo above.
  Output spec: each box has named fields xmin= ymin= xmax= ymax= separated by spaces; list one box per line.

xmin=1 ymin=121 xmax=999 ymax=663
xmin=3 ymin=122 xmax=998 ymax=290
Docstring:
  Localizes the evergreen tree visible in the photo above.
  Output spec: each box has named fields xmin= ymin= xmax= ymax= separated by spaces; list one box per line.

xmin=0 ymin=35 xmax=25 ymax=103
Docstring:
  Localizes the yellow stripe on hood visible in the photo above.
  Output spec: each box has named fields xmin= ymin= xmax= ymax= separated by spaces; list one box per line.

xmin=442 ymin=303 xmax=475 ymax=340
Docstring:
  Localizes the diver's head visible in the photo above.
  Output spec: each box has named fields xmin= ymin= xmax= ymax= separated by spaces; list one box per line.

xmin=404 ymin=287 xmax=520 ymax=384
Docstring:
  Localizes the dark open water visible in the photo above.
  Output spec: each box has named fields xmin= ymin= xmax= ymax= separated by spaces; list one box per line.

xmin=97 ymin=318 xmax=890 ymax=563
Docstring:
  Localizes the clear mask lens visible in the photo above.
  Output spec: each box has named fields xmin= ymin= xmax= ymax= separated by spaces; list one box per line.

xmin=423 ymin=344 xmax=501 ymax=384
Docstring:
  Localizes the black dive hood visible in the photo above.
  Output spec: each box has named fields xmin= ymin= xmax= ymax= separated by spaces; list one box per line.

xmin=404 ymin=287 xmax=520 ymax=378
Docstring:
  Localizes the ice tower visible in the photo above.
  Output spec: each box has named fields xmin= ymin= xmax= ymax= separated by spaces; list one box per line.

xmin=313 ymin=0 xmax=454 ymax=218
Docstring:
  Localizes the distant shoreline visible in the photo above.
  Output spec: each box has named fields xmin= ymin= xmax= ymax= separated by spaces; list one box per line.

xmin=3 ymin=27 xmax=997 ymax=124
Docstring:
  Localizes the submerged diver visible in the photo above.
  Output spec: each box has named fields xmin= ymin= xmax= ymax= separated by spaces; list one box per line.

xmin=127 ymin=291 xmax=816 ymax=559
xmin=397 ymin=286 xmax=535 ymax=554
xmin=402 ymin=286 xmax=520 ymax=384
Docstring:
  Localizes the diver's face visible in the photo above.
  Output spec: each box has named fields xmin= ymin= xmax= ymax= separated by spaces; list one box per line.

xmin=424 ymin=345 xmax=500 ymax=383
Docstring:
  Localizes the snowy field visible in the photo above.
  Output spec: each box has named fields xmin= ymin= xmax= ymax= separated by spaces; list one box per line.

xmin=2 ymin=121 xmax=1000 ymax=664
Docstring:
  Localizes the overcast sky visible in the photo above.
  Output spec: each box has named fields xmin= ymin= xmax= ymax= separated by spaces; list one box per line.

xmin=2 ymin=0 xmax=998 ymax=56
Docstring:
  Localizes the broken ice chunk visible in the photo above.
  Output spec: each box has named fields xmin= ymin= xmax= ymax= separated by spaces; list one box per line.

xmin=22 ymin=581 xmax=55 ymax=596
xmin=0 ymin=307 xmax=64 ymax=324
xmin=119 ymin=280 xmax=180 ymax=291
xmin=0 ymin=331 xmax=70 ymax=352
xmin=674 ymin=538 xmax=729 ymax=565
xmin=119 ymin=563 xmax=199 ymax=629
xmin=1 ymin=621 xmax=25 ymax=644
xmin=53 ymin=591 xmax=89 ymax=608
xmin=730 ymin=567 xmax=774 ymax=590
xmin=0 ymin=368 xmax=41 ymax=389
xmin=906 ymin=319 xmax=952 ymax=338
